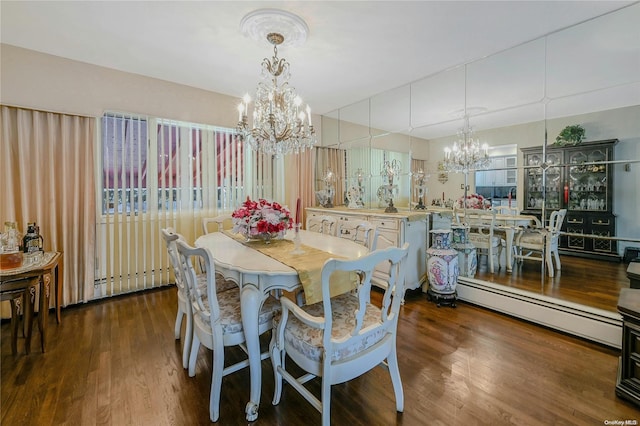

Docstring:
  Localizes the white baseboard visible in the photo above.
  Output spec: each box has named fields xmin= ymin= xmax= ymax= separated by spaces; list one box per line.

xmin=456 ymin=277 xmax=622 ymax=349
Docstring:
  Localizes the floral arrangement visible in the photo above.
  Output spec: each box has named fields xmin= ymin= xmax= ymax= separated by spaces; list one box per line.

xmin=231 ymin=197 xmax=292 ymax=238
xmin=457 ymin=193 xmax=490 ymax=210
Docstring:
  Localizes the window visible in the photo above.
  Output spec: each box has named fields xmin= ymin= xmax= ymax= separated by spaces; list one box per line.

xmin=97 ymin=112 xmax=249 ymax=296
xmin=101 ymin=113 xmax=244 ymax=215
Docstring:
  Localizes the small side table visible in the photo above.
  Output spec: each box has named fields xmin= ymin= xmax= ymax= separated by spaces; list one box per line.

xmin=616 ymin=288 xmax=640 ymax=407
xmin=0 ymin=252 xmax=63 ymax=353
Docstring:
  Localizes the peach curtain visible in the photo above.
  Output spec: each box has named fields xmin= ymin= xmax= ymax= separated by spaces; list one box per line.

xmin=1 ymin=105 xmax=96 ymax=306
xmin=284 ymin=149 xmax=314 ymax=226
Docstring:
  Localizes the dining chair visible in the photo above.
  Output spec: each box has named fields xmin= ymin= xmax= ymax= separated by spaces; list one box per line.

xmin=305 ymin=215 xmax=338 ymax=236
xmin=336 ymin=220 xmax=382 ymax=295
xmin=513 ymin=209 xmax=567 ymax=277
xmin=336 ymin=220 xmax=378 ymax=250
xmin=161 ymin=228 xmax=236 ymax=370
xmin=492 ymin=205 xmax=521 ymax=265
xmin=175 ymin=239 xmax=281 ymax=422
xmin=494 ymin=205 xmax=520 ymax=216
xmin=465 ymin=209 xmax=501 ymax=273
xmin=202 ymin=214 xmax=232 ymax=235
xmin=270 ymin=244 xmax=410 ymax=426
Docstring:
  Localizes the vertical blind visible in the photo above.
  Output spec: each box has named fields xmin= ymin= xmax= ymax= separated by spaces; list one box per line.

xmin=97 ymin=113 xmax=252 ymax=297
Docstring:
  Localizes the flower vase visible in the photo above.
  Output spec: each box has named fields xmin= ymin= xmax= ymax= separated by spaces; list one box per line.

xmin=426 ymin=229 xmax=459 ymax=307
xmin=290 ymin=223 xmax=305 ymax=254
xmin=451 ymin=225 xmax=477 ymax=278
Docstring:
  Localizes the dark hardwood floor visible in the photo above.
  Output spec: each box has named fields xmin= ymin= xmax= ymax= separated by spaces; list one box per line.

xmin=473 ymin=254 xmax=631 ymax=313
xmin=2 ymin=285 xmax=639 ymax=425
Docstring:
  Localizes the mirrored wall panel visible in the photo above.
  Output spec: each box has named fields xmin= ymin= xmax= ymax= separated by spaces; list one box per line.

xmin=318 ymin=3 xmax=640 ymax=310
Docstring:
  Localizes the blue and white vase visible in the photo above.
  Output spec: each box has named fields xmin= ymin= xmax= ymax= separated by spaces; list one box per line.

xmin=427 ymin=229 xmax=459 ymax=295
xmin=451 ymin=225 xmax=477 ymax=278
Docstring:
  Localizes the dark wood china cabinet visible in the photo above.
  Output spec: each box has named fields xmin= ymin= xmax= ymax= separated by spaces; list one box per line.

xmin=521 ymin=139 xmax=618 ymax=261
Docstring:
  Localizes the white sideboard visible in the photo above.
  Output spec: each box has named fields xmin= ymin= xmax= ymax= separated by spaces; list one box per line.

xmin=306 ymin=207 xmax=429 ymax=296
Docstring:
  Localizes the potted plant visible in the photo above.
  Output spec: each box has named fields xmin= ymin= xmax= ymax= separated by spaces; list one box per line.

xmin=555 ymin=125 xmax=586 ymax=146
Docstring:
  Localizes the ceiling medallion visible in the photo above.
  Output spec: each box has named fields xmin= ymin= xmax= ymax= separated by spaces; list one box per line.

xmin=240 ymin=9 xmax=309 ymax=47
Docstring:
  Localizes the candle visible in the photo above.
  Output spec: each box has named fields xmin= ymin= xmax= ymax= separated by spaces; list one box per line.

xmin=306 ymin=105 xmax=312 ymax=126
xmin=295 ymin=197 xmax=301 ymax=225
xmin=237 ymin=104 xmax=243 ymax=122
xmin=442 ymin=192 xmax=445 ymax=201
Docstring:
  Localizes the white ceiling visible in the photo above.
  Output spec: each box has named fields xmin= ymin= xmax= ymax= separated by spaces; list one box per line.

xmin=0 ymin=1 xmax=636 ymax=118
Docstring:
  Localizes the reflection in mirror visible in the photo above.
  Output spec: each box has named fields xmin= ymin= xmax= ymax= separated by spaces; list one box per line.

xmin=339 ymin=99 xmax=370 ymax=142
xmin=370 ymin=84 xmax=411 ymax=135
xmin=344 ymin=142 xmax=371 ymax=207
xmin=546 ymin=4 xmax=640 ymax=103
xmin=321 ymin=109 xmax=340 ymax=146
xmin=371 ymin=133 xmax=411 ymax=209
xmin=411 ymin=66 xmax=465 ymax=129
xmin=320 ymin=4 xmax=639 ymax=326
xmin=467 ymin=38 xmax=545 ymax=114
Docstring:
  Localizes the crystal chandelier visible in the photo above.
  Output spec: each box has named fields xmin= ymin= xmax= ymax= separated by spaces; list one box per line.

xmin=443 ymin=115 xmax=490 ymax=173
xmin=237 ymin=31 xmax=316 ymax=157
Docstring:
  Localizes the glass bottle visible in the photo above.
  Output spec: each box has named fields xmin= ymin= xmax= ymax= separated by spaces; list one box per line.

xmin=2 ymin=221 xmax=21 ymax=253
xmin=22 ymin=222 xmax=44 ymax=253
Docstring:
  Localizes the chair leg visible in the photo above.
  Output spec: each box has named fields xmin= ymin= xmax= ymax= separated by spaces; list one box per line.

xmin=270 ymin=334 xmax=283 ymax=405
xmin=546 ymin=249 xmax=555 ymax=277
xmin=488 ymin=248 xmax=495 ymax=273
xmin=188 ymin=333 xmax=200 ymax=377
xmin=553 ymin=249 xmax=561 ymax=271
xmin=182 ymin=311 xmax=192 ymax=370
xmin=209 ymin=339 xmax=225 ymax=422
xmin=387 ymin=347 xmax=405 ymax=412
xmin=8 ymin=296 xmax=20 ymax=355
xmin=174 ymin=306 xmax=183 ymax=340
xmin=321 ymin=375 xmax=332 ymax=426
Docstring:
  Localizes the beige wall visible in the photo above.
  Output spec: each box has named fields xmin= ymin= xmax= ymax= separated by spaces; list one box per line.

xmin=1 ymin=43 xmax=321 ymax=140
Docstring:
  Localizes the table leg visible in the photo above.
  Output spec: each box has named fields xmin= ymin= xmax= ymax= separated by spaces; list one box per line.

xmin=39 ymin=273 xmax=51 ymax=352
xmin=240 ymin=285 xmax=264 ymax=422
xmin=506 ymin=228 xmax=515 ymax=273
xmin=24 ymin=285 xmax=36 ymax=354
xmin=55 ymin=258 xmax=63 ymax=324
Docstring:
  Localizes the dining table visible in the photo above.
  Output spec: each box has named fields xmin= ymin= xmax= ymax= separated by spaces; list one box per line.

xmin=194 ymin=229 xmax=369 ymax=421
xmin=456 ymin=211 xmax=541 ymax=272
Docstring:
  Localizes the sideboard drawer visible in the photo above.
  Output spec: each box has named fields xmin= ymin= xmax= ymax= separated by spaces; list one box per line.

xmin=370 ymin=218 xmax=399 ymax=231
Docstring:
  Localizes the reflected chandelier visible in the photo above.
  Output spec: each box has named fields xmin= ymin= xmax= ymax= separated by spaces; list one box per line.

xmin=443 ymin=115 xmax=490 ymax=173
xmin=237 ymin=29 xmax=316 ymax=156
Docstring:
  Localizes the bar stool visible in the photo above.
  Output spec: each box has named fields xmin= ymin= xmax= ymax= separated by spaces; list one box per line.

xmin=0 ymin=277 xmax=39 ymax=354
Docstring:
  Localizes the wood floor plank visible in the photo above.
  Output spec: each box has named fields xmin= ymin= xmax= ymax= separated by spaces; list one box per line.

xmin=2 ymin=285 xmax=639 ymax=425
xmin=474 ymin=254 xmax=630 ymax=312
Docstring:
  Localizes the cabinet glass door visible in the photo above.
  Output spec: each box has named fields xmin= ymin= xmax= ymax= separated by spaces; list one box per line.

xmin=525 ymin=153 xmax=543 ymax=209
xmin=525 ymin=152 xmax=561 ymax=210
xmin=544 ymin=152 xmax=562 ymax=210
xmin=568 ymin=148 xmax=608 ymax=212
